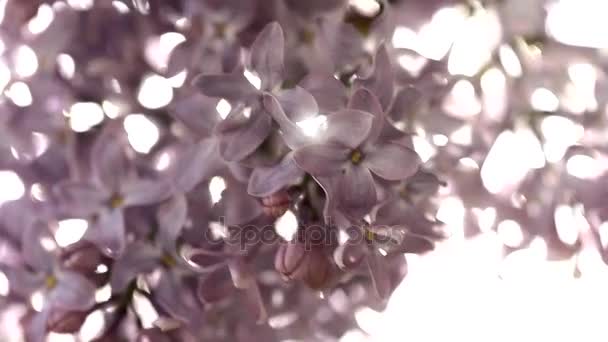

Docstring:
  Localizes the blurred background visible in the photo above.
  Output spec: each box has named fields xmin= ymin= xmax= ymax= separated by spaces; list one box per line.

xmin=1 ymin=0 xmax=608 ymax=341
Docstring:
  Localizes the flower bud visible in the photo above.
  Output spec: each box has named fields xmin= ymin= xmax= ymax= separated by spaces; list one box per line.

xmin=46 ymin=309 xmax=87 ymax=334
xmin=275 ymin=241 xmax=332 ymax=289
xmin=262 ymin=191 xmax=290 ymax=218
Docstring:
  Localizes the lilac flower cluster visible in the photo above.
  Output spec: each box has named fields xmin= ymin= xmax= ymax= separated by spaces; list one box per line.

xmin=0 ymin=1 xmax=445 ymax=341
xmin=4 ymin=0 xmax=608 ymax=340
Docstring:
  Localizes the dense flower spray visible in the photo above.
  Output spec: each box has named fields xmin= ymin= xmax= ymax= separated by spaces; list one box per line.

xmin=0 ymin=0 xmax=607 ymax=341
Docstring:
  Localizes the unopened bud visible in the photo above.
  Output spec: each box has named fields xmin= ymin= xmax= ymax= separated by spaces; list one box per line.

xmin=262 ymin=191 xmax=290 ymax=218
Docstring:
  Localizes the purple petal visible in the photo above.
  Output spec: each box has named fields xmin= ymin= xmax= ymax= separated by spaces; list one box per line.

xmin=274 ymin=86 xmax=319 ymax=122
xmin=364 ymin=143 xmax=420 ymax=181
xmin=87 ymin=209 xmax=126 ymax=258
xmin=169 ymin=93 xmax=220 ymax=137
xmin=388 ymin=86 xmax=422 ymax=122
xmin=349 ymin=87 xmax=385 ymax=144
xmin=25 ymin=309 xmax=50 ymax=342
xmin=197 ymin=267 xmax=236 ymax=303
xmin=354 ymin=44 xmax=394 ymax=110
xmin=337 ymin=166 xmax=377 ymax=217
xmin=324 ymin=109 xmax=374 ymax=148
xmin=192 ymin=73 xmax=260 ymax=102
xmin=171 ymin=138 xmax=223 ymax=193
xmin=154 ymin=270 xmax=202 ymax=323
xmin=248 ymin=22 xmax=284 ymax=90
xmin=293 ymin=143 xmax=347 ymax=176
xmin=242 ymin=282 xmax=267 ymax=324
xmin=51 ymin=271 xmax=96 ymax=311
xmin=248 ymin=152 xmax=304 ymax=197
xmin=110 ymin=242 xmax=161 ymax=292
xmin=375 ymin=200 xmax=443 ymax=240
xmin=217 ymin=110 xmax=273 ymax=162
xmin=366 ymin=250 xmax=391 ymax=299
xmin=223 ymin=187 xmax=264 ymax=226
xmin=53 ymin=181 xmax=107 ymax=216
xmin=0 ymin=266 xmax=45 ymax=298
xmin=157 ymin=194 xmax=187 ymax=251
xmin=262 ymin=94 xmax=310 ymax=150
xmin=122 ymin=179 xmax=172 ymax=207
xmin=300 ymin=73 xmax=348 ymax=113
xmin=91 ymin=124 xmax=132 ymax=192
xmin=22 ymin=221 xmax=54 ymax=273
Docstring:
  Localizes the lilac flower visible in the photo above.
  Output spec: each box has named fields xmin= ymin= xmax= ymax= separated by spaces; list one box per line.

xmin=294 ymin=88 xmax=421 ymax=219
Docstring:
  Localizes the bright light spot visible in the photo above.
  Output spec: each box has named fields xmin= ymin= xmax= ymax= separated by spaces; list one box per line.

xmin=349 ymin=0 xmax=381 ymax=16
xmin=55 ymin=219 xmax=88 ymax=247
xmin=137 ymin=74 xmax=173 ymax=109
xmin=111 ymin=0 xmax=130 ymax=13
xmin=0 ymin=271 xmax=8 ymax=296
xmin=243 ymin=107 xmax=252 ymax=119
xmin=459 ymin=157 xmax=479 ymax=170
xmin=167 ymin=70 xmax=187 ymax=88
xmin=209 ymin=221 xmax=228 ymax=239
xmin=268 ymin=312 xmax=298 ymax=329
xmin=449 ymin=125 xmax=472 ymax=146
xmin=497 ymin=220 xmax=524 ymax=248
xmin=68 ymin=102 xmax=104 ymax=133
xmin=123 ymin=114 xmax=160 ymax=154
xmin=244 ymin=69 xmax=262 ymax=90
xmin=340 ymin=329 xmax=368 ymax=342
xmin=216 ymin=99 xmax=232 ymax=119
xmin=209 ymin=176 xmax=226 ymax=204
xmin=102 ymin=99 xmax=121 ymax=119
xmin=448 ymin=9 xmax=501 ymax=76
xmin=0 ymin=170 xmax=25 ymax=203
xmin=144 ymin=32 xmax=186 ymax=72
xmin=0 ymin=0 xmax=7 ymax=24
xmin=436 ymin=196 xmax=465 ymax=238
xmin=57 ymin=54 xmax=75 ymax=79
xmin=132 ymin=291 xmax=159 ymax=328
xmin=296 ymin=115 xmax=327 ymax=137
xmin=481 ymin=131 xmax=539 ymax=194
xmin=6 ymin=82 xmax=33 ymax=107
xmin=27 ymin=4 xmax=54 ymax=35
xmin=396 ymin=53 xmax=428 ymax=76
xmin=354 ymin=307 xmax=383 ymax=335
xmin=442 ymin=80 xmax=481 ymax=119
xmin=567 ymin=155 xmax=602 ymax=179
xmin=30 ymin=290 xmax=45 ymax=312
xmin=498 ymin=45 xmax=522 ymax=77
xmin=275 ymin=210 xmax=298 ymax=241
xmin=95 ymin=284 xmax=111 ymax=303
xmin=412 ymin=136 xmax=436 ymax=163
xmin=599 ymin=221 xmax=608 ymax=249
xmin=66 ymin=0 xmax=94 ymax=11
xmin=154 ymin=151 xmax=172 ymax=171
xmin=531 ymin=88 xmax=559 ymax=112
xmin=481 ymin=67 xmax=507 ymax=120
xmin=541 ymin=116 xmax=583 ymax=163
xmin=392 ymin=26 xmax=417 ymax=50
xmin=565 ymin=63 xmax=598 ymax=113
xmin=13 ymin=45 xmax=38 ymax=78
xmin=474 ymin=207 xmax=496 ymax=233
xmin=554 ymin=205 xmax=579 ymax=246
xmin=546 ymin=0 xmax=608 ymax=48
xmin=432 ymin=134 xmax=448 ymax=146
xmin=79 ymin=309 xmax=105 ymax=341
xmin=40 ymin=236 xmax=57 ymax=252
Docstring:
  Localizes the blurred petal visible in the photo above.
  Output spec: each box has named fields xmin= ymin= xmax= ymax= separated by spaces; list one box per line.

xmin=274 ymin=86 xmax=319 ymax=122
xmin=87 ymin=209 xmax=126 ymax=258
xmin=0 ymin=266 xmax=44 ymax=298
xmin=349 ymin=88 xmax=385 ymax=143
xmin=51 ymin=271 xmax=96 ymax=311
xmin=248 ymin=152 xmax=303 ymax=197
xmin=110 ymin=242 xmax=161 ymax=292
xmin=324 ymin=109 xmax=374 ymax=148
xmin=364 ymin=143 xmax=420 ymax=181
xmin=25 ymin=309 xmax=50 ymax=342
xmin=249 ymin=22 xmax=284 ymax=89
xmin=123 ymin=179 xmax=172 ymax=206
xmin=223 ymin=187 xmax=264 ymax=226
xmin=91 ymin=124 xmax=131 ymax=192
xmin=157 ymin=194 xmax=187 ymax=251
xmin=169 ymin=94 xmax=220 ymax=137
xmin=338 ymin=166 xmax=377 ymax=217
xmin=388 ymin=86 xmax=422 ymax=122
xmin=218 ymin=110 xmax=272 ymax=162
xmin=300 ymin=73 xmax=348 ymax=113
xmin=197 ymin=267 xmax=236 ymax=303
xmin=262 ymin=94 xmax=310 ymax=150
xmin=192 ymin=73 xmax=259 ymax=102
xmin=366 ymin=250 xmax=391 ymax=299
xmin=354 ymin=44 xmax=394 ymax=110
xmin=154 ymin=271 xmax=201 ymax=324
xmin=293 ymin=143 xmax=347 ymax=176
xmin=53 ymin=181 xmax=107 ymax=216
xmin=22 ymin=221 xmax=53 ymax=273
xmin=172 ymin=139 xmax=223 ymax=193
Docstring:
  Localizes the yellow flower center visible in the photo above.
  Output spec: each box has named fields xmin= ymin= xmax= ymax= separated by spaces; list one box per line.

xmin=109 ymin=194 xmax=125 ymax=209
xmin=365 ymin=229 xmax=375 ymax=242
xmin=161 ymin=253 xmax=177 ymax=268
xmin=45 ymin=275 xmax=57 ymax=289
xmin=349 ymin=149 xmax=363 ymax=164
